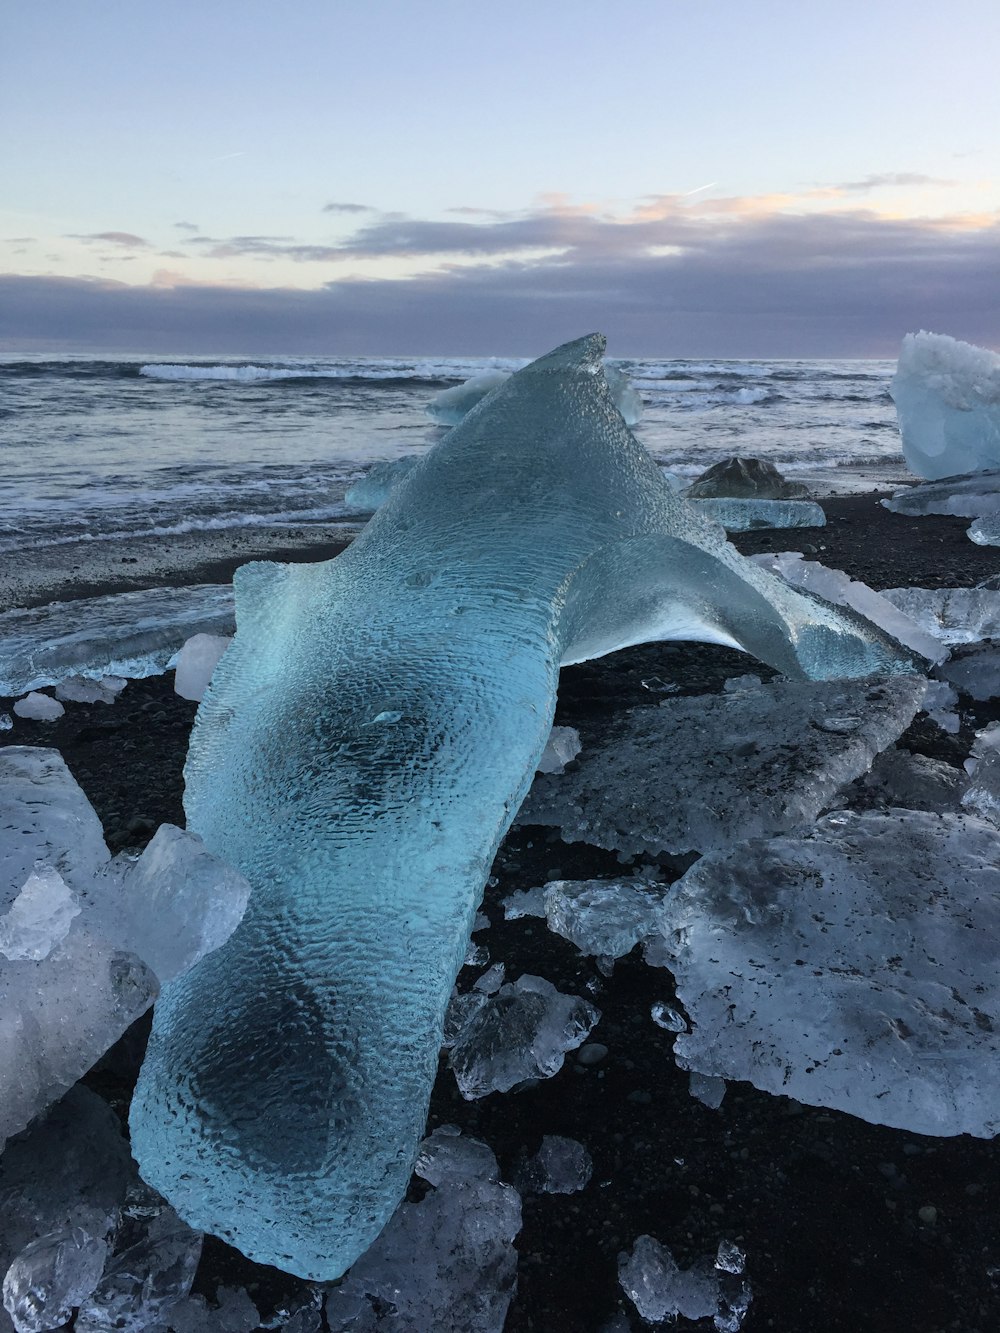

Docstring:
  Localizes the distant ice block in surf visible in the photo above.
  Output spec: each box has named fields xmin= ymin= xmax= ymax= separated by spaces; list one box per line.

xmin=0 ymin=747 xmax=249 ymax=1149
xmin=426 ymin=361 xmax=643 ymax=427
xmin=130 ymin=333 xmax=918 ymax=1282
xmin=890 ymin=332 xmax=1000 ymax=479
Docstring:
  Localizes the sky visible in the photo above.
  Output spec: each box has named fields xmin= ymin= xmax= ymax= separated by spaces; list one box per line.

xmin=2 ymin=0 xmax=999 ymax=358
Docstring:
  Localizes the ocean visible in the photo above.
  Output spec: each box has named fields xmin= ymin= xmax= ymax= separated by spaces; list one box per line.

xmin=1 ymin=353 xmax=909 ymax=563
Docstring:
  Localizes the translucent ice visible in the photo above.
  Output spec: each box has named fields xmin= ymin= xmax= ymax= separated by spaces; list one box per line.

xmin=12 ymin=695 xmax=63 ymax=723
xmin=343 ymin=456 xmax=422 ymax=511
xmin=619 ymin=1236 xmax=722 ymax=1325
xmin=0 ymin=748 xmax=249 ymax=1146
xmin=75 ymin=1210 xmax=203 ymax=1333
xmin=536 ymin=724 xmax=581 ymax=774
xmin=882 ymin=468 xmax=1000 ymax=518
xmin=879 ymin=586 xmax=1000 ymax=645
xmin=846 ymin=747 xmax=967 ymax=814
xmin=936 ymin=640 xmax=1000 ymax=700
xmin=521 ymin=675 xmax=926 ymax=857
xmin=448 ymin=974 xmax=600 ymax=1098
xmin=969 ymin=513 xmax=1000 ymax=545
xmin=427 ymin=362 xmax=643 ymax=427
xmin=690 ymin=498 xmax=826 ymax=531
xmin=543 ymin=877 xmax=665 ymax=958
xmin=3 ymin=1228 xmax=108 ymax=1333
xmin=963 ymin=723 xmax=1000 ymax=826
xmin=658 ymin=810 xmax=1000 ymax=1135
xmin=131 ymin=333 xmax=916 ymax=1280
xmin=324 ymin=1129 xmax=520 ymax=1333
xmin=173 ymin=634 xmax=232 ymax=703
xmin=890 ymin=332 xmax=1000 ymax=479
xmin=54 ymin=676 xmax=125 ymax=705
xmin=515 ymin=1135 xmax=593 ymax=1195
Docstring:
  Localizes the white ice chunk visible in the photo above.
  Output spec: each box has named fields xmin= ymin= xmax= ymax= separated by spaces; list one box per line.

xmin=173 ymin=634 xmax=233 ymax=703
xmin=921 ymin=678 xmax=961 ymax=732
xmin=415 ymin=1125 xmax=499 ymax=1186
xmin=619 ymin=1236 xmax=719 ymax=1325
xmin=0 ymin=867 xmax=79 ymax=961
xmin=543 ymin=877 xmax=664 ymax=958
xmin=501 ymin=886 xmax=547 ymax=920
xmin=750 ymin=552 xmax=944 ymax=662
xmin=516 ymin=1135 xmax=593 ymax=1194
xmin=0 ymin=749 xmax=249 ymax=1148
xmin=658 ymin=809 xmax=1000 ymax=1136
xmin=521 ymin=675 xmax=927 ymax=858
xmin=879 ymin=586 xmax=1000 ymax=645
xmin=448 ymin=974 xmax=600 ymax=1098
xmin=54 ymin=677 xmax=123 ymax=705
xmin=3 ymin=1229 xmax=108 ymax=1333
xmin=883 ymin=469 xmax=1000 ymax=518
xmin=962 ymin=723 xmax=1000 ymax=826
xmin=691 ymin=499 xmax=826 ymax=531
xmin=0 ymin=717 xmax=11 ymax=733
xmin=12 ymin=696 xmax=63 ymax=723
xmin=936 ymin=640 xmax=1000 ymax=700
xmin=536 ymin=725 xmax=581 ymax=774
xmin=969 ymin=513 xmax=1000 ymax=545
xmin=890 ymin=331 xmax=1000 ymax=479
xmin=689 ymin=1071 xmax=727 ymax=1109
xmin=325 ymin=1131 xmax=519 ymax=1333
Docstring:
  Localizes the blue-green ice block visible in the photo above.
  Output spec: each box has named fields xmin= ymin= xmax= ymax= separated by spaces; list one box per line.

xmin=130 ymin=335 xmax=915 ymax=1279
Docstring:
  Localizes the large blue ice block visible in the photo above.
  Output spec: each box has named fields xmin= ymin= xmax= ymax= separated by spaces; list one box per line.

xmin=130 ymin=335 xmax=915 ymax=1279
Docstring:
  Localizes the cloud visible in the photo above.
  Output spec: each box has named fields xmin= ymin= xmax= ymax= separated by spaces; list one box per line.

xmin=322 ymin=202 xmax=373 ymax=214
xmin=6 ymin=199 xmax=1000 ymax=357
xmin=831 ymin=172 xmax=958 ymax=193
xmin=70 ymin=231 xmax=150 ymax=248
xmin=174 ymin=221 xmax=200 ymax=231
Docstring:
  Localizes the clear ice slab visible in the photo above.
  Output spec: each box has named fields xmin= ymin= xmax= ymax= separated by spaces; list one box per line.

xmin=520 ymin=675 xmax=926 ymax=857
xmin=657 ymin=809 xmax=1000 ymax=1136
xmin=689 ymin=498 xmax=826 ymax=531
xmin=881 ymin=468 xmax=1000 ymax=518
xmin=890 ymin=331 xmax=1000 ymax=479
xmin=130 ymin=333 xmax=918 ymax=1280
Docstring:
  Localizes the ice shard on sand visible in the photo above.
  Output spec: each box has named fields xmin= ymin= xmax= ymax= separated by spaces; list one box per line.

xmin=131 ymin=334 xmax=916 ymax=1280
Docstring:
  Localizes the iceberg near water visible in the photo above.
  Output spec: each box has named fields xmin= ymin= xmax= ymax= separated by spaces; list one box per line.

xmin=130 ymin=334 xmax=916 ymax=1281
xmin=890 ymin=331 xmax=1000 ymax=479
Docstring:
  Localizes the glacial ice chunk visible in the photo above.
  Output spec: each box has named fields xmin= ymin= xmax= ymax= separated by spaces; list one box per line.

xmin=969 ymin=513 xmax=1000 ymax=545
xmin=12 ymin=696 xmax=63 ymax=723
xmin=173 ymin=634 xmax=232 ymax=703
xmin=130 ymin=333 xmax=917 ymax=1281
xmin=0 ymin=585 xmax=235 ymax=696
xmin=879 ymin=586 xmax=1000 ymax=644
xmin=882 ymin=468 xmax=1000 ymax=518
xmin=3 ymin=1228 xmax=108 ymax=1333
xmin=935 ymin=639 xmax=1000 ymax=700
xmin=845 ymin=747 xmax=967 ymax=814
xmin=536 ymin=725 xmax=581 ymax=774
xmin=515 ymin=1135 xmax=593 ymax=1195
xmin=619 ymin=1236 xmax=749 ymax=1328
xmin=448 ymin=974 xmax=600 ymax=1099
xmin=74 ymin=1210 xmax=203 ymax=1333
xmin=963 ymin=723 xmax=1000 ymax=826
xmin=0 ymin=748 xmax=249 ymax=1147
xmin=427 ymin=362 xmax=643 ymax=427
xmin=657 ymin=810 xmax=1000 ymax=1135
xmin=520 ymin=675 xmax=926 ymax=857
xmin=690 ymin=498 xmax=826 ymax=531
xmin=54 ymin=676 xmax=126 ymax=706
xmin=890 ymin=332 xmax=1000 ymax=479
xmin=324 ymin=1130 xmax=520 ymax=1333
xmin=543 ymin=877 xmax=665 ymax=958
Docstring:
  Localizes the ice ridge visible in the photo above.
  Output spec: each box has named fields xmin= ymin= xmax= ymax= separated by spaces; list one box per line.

xmin=130 ymin=333 xmax=918 ymax=1281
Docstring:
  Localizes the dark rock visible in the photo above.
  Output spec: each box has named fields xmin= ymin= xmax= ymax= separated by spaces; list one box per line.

xmin=684 ymin=456 xmax=810 ymax=500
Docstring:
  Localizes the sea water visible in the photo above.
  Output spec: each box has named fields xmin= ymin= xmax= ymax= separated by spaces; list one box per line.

xmin=0 ymin=353 xmax=907 ymax=573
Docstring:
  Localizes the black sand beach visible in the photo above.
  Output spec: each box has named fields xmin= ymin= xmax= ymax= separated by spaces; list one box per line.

xmin=3 ymin=496 xmax=1000 ymax=1332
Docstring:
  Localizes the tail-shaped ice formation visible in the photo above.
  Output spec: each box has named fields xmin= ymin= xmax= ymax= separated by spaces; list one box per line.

xmin=130 ymin=335 xmax=916 ymax=1279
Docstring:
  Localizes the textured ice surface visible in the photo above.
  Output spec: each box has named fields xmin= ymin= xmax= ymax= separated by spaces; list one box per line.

xmin=0 ymin=585 xmax=235 ymax=696
xmin=0 ymin=1087 xmax=132 ymax=1333
xmin=54 ymin=676 xmax=125 ymax=705
xmin=131 ymin=333 xmax=917 ymax=1280
xmin=882 ymin=469 xmax=1000 ymax=518
xmin=619 ymin=1235 xmax=750 ymax=1329
xmin=845 ymin=747 xmax=967 ymax=814
xmin=543 ymin=877 xmax=665 ymax=957
xmin=536 ymin=725 xmax=581 ymax=774
xmin=174 ymin=634 xmax=232 ymax=702
xmin=521 ymin=675 xmax=926 ymax=857
xmin=515 ymin=1135 xmax=593 ymax=1195
xmin=691 ymin=499 xmax=826 ymax=531
xmin=12 ymin=696 xmax=63 ymax=723
xmin=0 ymin=748 xmax=248 ymax=1146
xmin=427 ymin=363 xmax=643 ymax=427
xmin=684 ymin=456 xmax=810 ymax=500
xmin=879 ymin=586 xmax=1000 ymax=644
xmin=167 ymin=1285 xmax=261 ymax=1333
xmin=936 ymin=639 xmax=1000 ymax=700
xmin=658 ymin=810 xmax=1000 ymax=1135
xmin=343 ymin=456 xmax=422 ymax=511
xmin=969 ymin=513 xmax=1000 ymax=545
xmin=324 ymin=1129 xmax=520 ymax=1333
xmin=448 ymin=974 xmax=600 ymax=1098
xmin=750 ymin=552 xmax=944 ymax=662
xmin=963 ymin=723 xmax=1000 ymax=825
xmin=75 ymin=1211 xmax=203 ymax=1333
xmin=3 ymin=1228 xmax=109 ymax=1333
xmin=920 ymin=678 xmax=961 ymax=732
xmin=890 ymin=332 xmax=1000 ymax=479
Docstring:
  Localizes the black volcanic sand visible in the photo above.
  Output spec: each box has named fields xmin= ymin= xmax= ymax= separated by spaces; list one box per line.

xmin=4 ymin=496 xmax=1000 ymax=1333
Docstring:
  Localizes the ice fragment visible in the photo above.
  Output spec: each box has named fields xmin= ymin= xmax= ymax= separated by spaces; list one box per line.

xmin=684 ymin=456 xmax=810 ymax=500
xmin=3 ymin=1229 xmax=108 ymax=1333
xmin=543 ymin=877 xmax=664 ymax=957
xmin=691 ymin=498 xmax=826 ymax=531
xmin=879 ymin=586 xmax=1000 ymax=645
xmin=516 ymin=1135 xmax=592 ymax=1194
xmin=935 ymin=639 xmax=1000 ymax=700
xmin=343 ymin=456 xmax=422 ymax=511
xmin=536 ymin=725 xmax=581 ymax=774
xmin=890 ymin=332 xmax=1000 ymax=479
xmin=173 ymin=634 xmax=232 ymax=703
xmin=75 ymin=1211 xmax=203 ymax=1333
xmin=11 ymin=696 xmax=63 ymax=723
xmin=0 ymin=866 xmax=79 ymax=962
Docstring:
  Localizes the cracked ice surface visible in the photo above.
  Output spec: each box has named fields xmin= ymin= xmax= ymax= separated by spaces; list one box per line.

xmin=690 ymin=498 xmax=827 ymax=531
xmin=130 ymin=333 xmax=917 ymax=1280
xmin=890 ymin=332 xmax=1000 ymax=479
xmin=520 ymin=675 xmax=926 ymax=857
xmin=657 ymin=810 xmax=1000 ymax=1136
xmin=879 ymin=586 xmax=1000 ymax=645
xmin=0 ymin=747 xmax=249 ymax=1147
